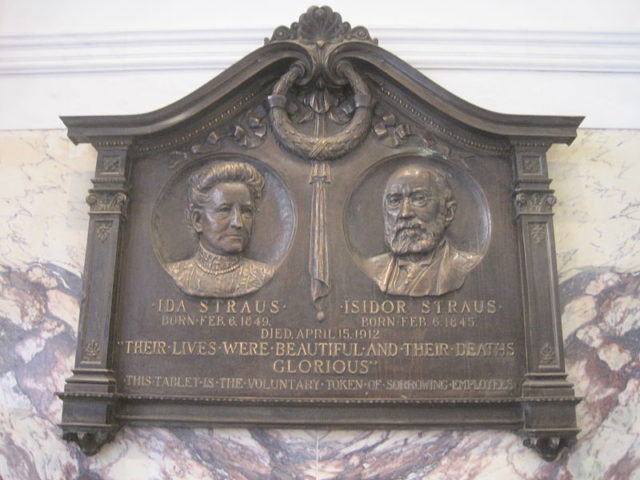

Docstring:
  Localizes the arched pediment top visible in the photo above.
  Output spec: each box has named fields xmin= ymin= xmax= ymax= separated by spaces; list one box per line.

xmin=62 ymin=6 xmax=583 ymax=148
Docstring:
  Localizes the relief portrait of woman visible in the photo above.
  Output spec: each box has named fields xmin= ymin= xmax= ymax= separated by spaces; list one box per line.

xmin=167 ymin=161 xmax=275 ymax=297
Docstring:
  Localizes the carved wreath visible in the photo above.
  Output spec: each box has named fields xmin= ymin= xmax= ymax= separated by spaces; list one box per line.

xmin=268 ymin=61 xmax=373 ymax=161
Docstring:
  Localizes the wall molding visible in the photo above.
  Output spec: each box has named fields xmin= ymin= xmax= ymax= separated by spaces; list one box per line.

xmin=2 ymin=27 xmax=639 ymax=129
xmin=2 ymin=28 xmax=640 ymax=75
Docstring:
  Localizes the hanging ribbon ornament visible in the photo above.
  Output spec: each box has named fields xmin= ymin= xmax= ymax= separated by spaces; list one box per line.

xmin=268 ymin=61 xmax=373 ymax=320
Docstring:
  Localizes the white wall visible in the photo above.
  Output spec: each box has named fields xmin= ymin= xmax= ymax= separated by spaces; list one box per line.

xmin=1 ymin=0 xmax=639 ymax=129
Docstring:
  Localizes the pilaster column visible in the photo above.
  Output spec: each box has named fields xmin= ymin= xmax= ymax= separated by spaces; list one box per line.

xmin=59 ymin=138 xmax=132 ymax=455
xmin=512 ymin=141 xmax=579 ymax=460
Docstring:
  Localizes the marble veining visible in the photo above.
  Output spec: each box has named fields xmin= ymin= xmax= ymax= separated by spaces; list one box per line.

xmin=0 ymin=131 xmax=94 ymax=275
xmin=0 ymin=130 xmax=639 ymax=479
xmin=548 ymin=130 xmax=640 ymax=282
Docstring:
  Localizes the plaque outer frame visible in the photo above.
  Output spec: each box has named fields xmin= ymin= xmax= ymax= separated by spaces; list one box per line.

xmin=58 ymin=7 xmax=582 ymax=461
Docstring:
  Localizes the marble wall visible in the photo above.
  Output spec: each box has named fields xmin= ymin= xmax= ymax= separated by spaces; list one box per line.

xmin=0 ymin=129 xmax=638 ymax=479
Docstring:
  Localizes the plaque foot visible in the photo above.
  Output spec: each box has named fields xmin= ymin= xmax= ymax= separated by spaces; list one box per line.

xmin=523 ymin=434 xmax=574 ymax=461
xmin=62 ymin=426 xmax=119 ymax=455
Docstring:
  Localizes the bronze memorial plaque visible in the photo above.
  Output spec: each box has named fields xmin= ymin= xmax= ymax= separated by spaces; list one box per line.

xmin=59 ymin=6 xmax=581 ymax=460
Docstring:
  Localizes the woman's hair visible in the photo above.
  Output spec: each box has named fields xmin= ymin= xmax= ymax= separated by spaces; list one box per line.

xmin=187 ymin=161 xmax=265 ymax=218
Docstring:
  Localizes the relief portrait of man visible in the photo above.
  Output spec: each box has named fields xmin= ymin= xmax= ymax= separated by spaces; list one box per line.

xmin=167 ymin=161 xmax=275 ymax=297
xmin=364 ymin=164 xmax=481 ymax=297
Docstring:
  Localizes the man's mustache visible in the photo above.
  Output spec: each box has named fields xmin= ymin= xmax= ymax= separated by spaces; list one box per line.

xmin=392 ymin=220 xmax=428 ymax=236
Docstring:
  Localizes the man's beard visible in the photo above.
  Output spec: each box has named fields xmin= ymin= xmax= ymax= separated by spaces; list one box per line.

xmin=385 ymin=217 xmax=447 ymax=255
